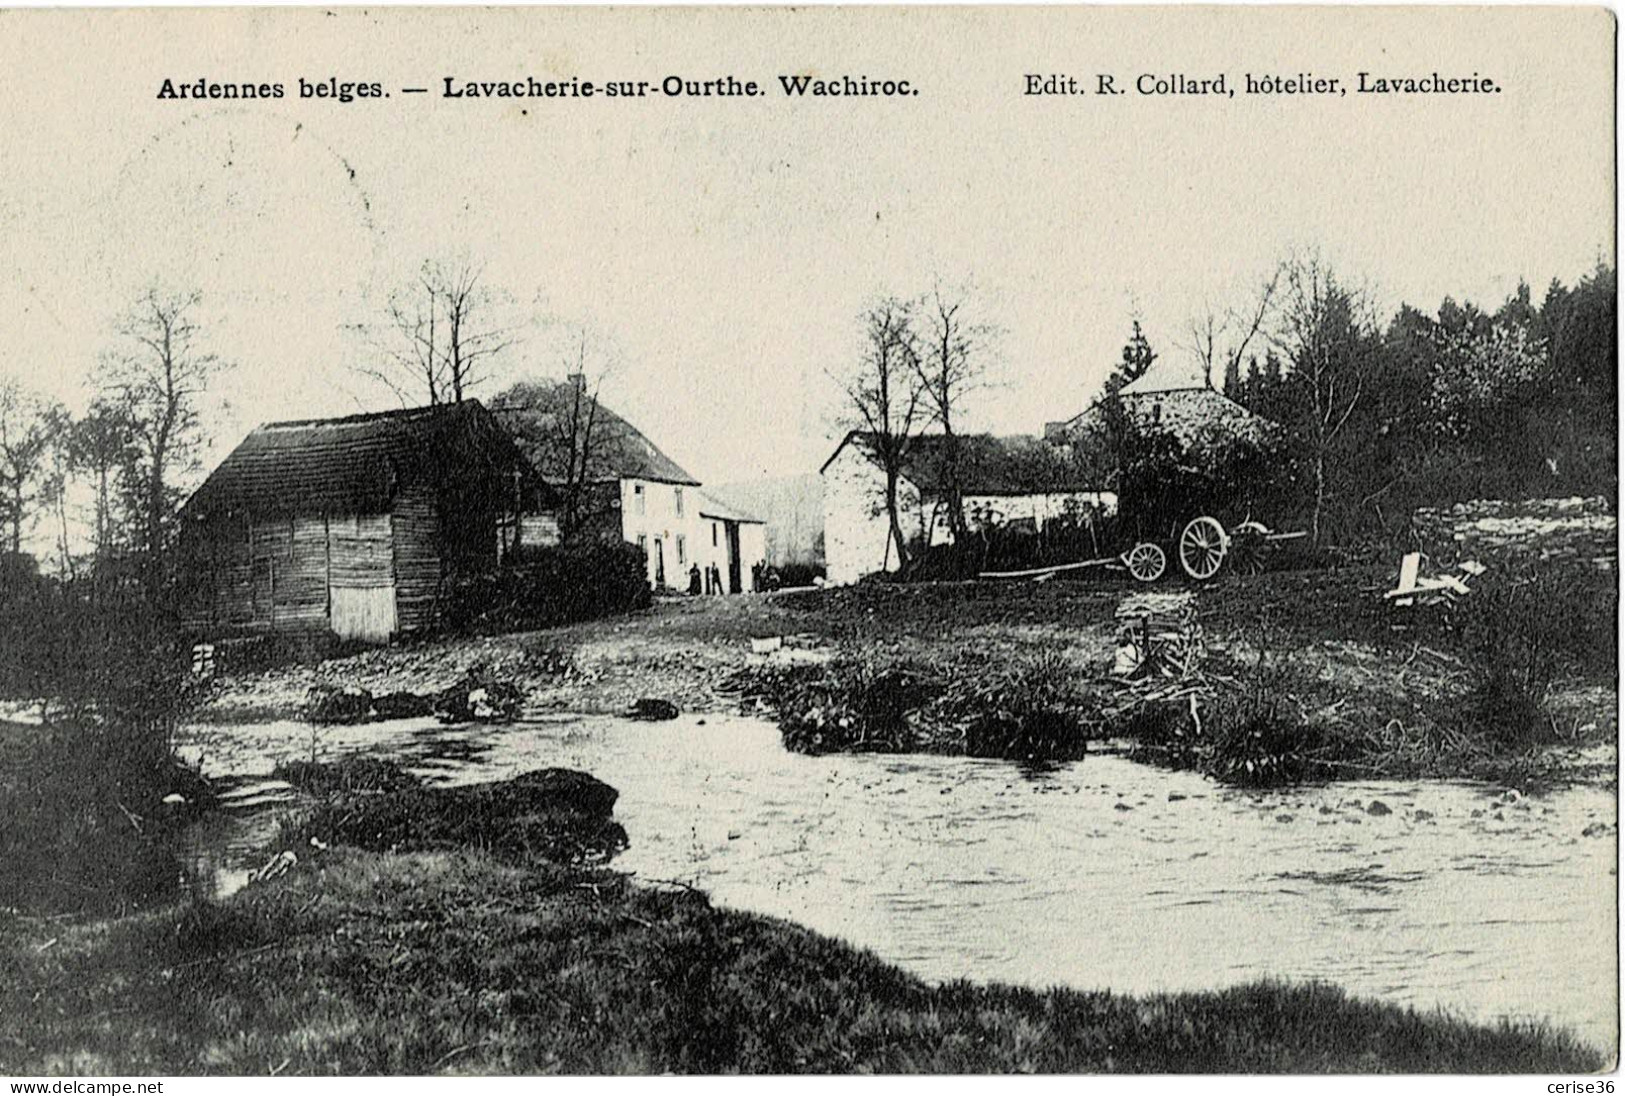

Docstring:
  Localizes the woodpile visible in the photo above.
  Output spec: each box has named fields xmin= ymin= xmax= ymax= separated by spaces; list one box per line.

xmin=1413 ymin=496 xmax=1616 ymax=570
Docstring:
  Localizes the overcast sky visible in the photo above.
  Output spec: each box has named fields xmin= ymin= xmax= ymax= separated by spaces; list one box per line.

xmin=1 ymin=6 xmax=1613 ymax=491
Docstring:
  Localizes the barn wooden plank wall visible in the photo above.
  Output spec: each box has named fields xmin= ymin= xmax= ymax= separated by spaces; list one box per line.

xmin=186 ymin=510 xmax=406 ymax=637
xmin=392 ymin=487 xmax=442 ymax=633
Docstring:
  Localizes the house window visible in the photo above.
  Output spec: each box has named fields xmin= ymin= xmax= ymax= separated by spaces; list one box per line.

xmin=634 ymin=483 xmax=646 ymax=515
xmin=675 ymin=487 xmax=684 ymax=517
xmin=676 ymin=534 xmax=686 ymax=566
xmin=1152 ymin=402 xmax=1163 ymax=424
xmin=636 ymin=534 xmax=647 ymax=559
xmin=712 ymin=522 xmax=719 ymax=547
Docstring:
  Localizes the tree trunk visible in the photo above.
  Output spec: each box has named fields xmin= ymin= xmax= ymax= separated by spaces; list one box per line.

xmin=884 ymin=465 xmax=911 ymax=571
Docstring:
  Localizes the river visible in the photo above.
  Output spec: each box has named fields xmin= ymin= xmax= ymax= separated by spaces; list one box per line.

xmin=178 ymin=711 xmax=1619 ymax=1055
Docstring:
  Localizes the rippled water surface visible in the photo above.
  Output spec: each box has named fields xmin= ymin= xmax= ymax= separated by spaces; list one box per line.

xmin=179 ymin=713 xmax=1618 ymax=1053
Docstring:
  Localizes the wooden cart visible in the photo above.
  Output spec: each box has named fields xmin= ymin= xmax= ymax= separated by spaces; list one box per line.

xmin=981 ymin=517 xmax=1306 ymax=584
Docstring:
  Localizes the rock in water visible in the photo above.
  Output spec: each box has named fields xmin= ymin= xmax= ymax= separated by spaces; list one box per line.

xmin=1366 ymin=799 xmax=1392 ymax=816
xmin=374 ymin=691 xmax=433 ymax=719
xmin=303 ymin=684 xmax=374 ymax=725
xmin=632 ymin=698 xmax=680 ymax=721
xmin=509 ymin=768 xmax=619 ymax=817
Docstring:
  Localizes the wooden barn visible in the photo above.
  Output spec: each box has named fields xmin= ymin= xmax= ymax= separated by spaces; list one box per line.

xmin=178 ymin=401 xmax=548 ymax=643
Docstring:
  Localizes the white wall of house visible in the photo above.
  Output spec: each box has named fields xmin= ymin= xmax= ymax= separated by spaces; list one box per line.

xmin=613 ymin=477 xmax=769 ymax=592
xmin=620 ymin=477 xmax=698 ymax=589
xmin=822 ymin=443 xmax=923 ymax=586
xmin=738 ymin=522 xmax=768 ymax=585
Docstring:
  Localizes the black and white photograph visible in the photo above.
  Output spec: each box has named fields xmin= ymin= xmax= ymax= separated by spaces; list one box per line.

xmin=0 ymin=4 xmax=1616 ymax=1079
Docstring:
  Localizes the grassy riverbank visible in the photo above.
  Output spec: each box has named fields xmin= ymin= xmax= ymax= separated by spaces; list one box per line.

xmin=198 ymin=563 xmax=1617 ymax=788
xmin=1 ymin=764 xmax=1605 ymax=1074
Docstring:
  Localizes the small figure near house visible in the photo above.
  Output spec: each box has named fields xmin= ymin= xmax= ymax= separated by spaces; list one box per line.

xmin=708 ymin=563 xmax=723 ymax=595
xmin=751 ymin=561 xmax=763 ymax=592
xmin=688 ymin=563 xmax=702 ymax=596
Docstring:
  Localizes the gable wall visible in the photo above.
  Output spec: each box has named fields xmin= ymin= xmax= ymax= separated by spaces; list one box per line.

xmin=823 ymin=442 xmax=922 ymax=585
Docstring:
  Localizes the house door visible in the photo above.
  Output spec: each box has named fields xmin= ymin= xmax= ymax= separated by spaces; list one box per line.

xmin=654 ymin=538 xmax=666 ymax=589
xmin=726 ymin=522 xmax=742 ymax=594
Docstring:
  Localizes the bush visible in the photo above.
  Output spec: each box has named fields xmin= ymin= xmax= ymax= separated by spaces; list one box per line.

xmin=272 ymin=756 xmax=423 ymax=795
xmin=1118 ymin=650 xmax=1326 ymax=787
xmin=0 ymin=568 xmax=209 ymax=914
xmin=302 ymin=684 xmax=374 ymax=725
xmin=1202 ymin=674 xmax=1324 ymax=787
xmin=0 ymin=721 xmax=208 ymax=915
xmin=774 ymin=562 xmax=826 ymax=588
xmin=433 ymin=665 xmax=526 ymax=723
xmin=936 ymin=651 xmax=1092 ymax=761
xmin=446 ymin=542 xmax=652 ymax=632
xmin=1458 ymin=564 xmax=1604 ymax=747
xmin=776 ymin=658 xmax=936 ymax=754
xmin=761 ymin=649 xmax=1094 ymax=761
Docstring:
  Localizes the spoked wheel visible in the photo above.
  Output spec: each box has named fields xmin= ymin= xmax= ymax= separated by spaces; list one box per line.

xmin=1228 ymin=522 xmax=1269 ymax=576
xmin=1124 ymin=542 xmax=1167 ymax=583
xmin=1178 ymin=516 xmax=1229 ymax=581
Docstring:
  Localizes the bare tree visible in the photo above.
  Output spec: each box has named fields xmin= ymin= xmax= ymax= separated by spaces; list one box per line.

xmin=66 ymin=399 xmax=137 ymax=567
xmin=495 ymin=333 xmax=636 ymax=545
xmin=1187 ymin=267 xmax=1281 ymax=391
xmin=834 ymin=298 xmax=926 ymax=573
xmin=912 ymin=283 xmax=998 ymax=545
xmin=0 ymin=380 xmax=61 ymax=555
xmin=1271 ymin=255 xmax=1378 ymax=545
xmin=99 ymin=287 xmax=224 ymax=585
xmin=360 ymin=259 xmax=517 ymax=406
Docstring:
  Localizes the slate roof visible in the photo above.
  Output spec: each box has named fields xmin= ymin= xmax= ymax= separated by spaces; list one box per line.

xmin=1117 ymin=360 xmax=1211 ymax=396
xmin=695 ymin=491 xmax=764 ymax=524
xmin=183 ymin=401 xmax=544 ymax=519
xmin=492 ymin=381 xmax=701 ymax=487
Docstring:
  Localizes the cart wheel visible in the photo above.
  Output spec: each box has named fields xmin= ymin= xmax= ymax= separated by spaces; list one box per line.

xmin=1179 ymin=516 xmax=1229 ymax=580
xmin=1125 ymin=542 xmax=1167 ymax=583
xmin=1229 ymin=527 xmax=1268 ymax=575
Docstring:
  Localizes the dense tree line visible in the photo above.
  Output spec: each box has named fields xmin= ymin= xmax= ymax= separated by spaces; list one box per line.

xmin=1223 ymin=260 xmax=1615 ymax=541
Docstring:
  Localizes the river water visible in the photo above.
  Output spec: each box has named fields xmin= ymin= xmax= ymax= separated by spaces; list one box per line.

xmin=178 ymin=712 xmax=1618 ymax=1055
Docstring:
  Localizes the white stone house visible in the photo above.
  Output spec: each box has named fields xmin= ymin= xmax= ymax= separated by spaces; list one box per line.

xmin=820 ymin=431 xmax=1115 ymax=585
xmin=495 ymin=379 xmax=768 ymax=593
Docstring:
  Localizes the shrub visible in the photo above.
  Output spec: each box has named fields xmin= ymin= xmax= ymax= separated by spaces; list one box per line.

xmin=1458 ymin=565 xmax=1603 ymax=747
xmin=433 ymin=664 xmax=526 ymax=723
xmin=446 ymin=542 xmax=652 ymax=632
xmin=1202 ymin=677 xmax=1323 ymax=787
xmin=774 ymin=562 xmax=826 ymax=588
xmin=302 ymin=684 xmax=374 ymax=725
xmin=936 ymin=651 xmax=1092 ymax=761
xmin=776 ymin=657 xmax=936 ymax=754
xmin=1116 ymin=647 xmax=1325 ymax=787
xmin=272 ymin=756 xmax=423 ymax=795
xmin=0 ymin=718 xmax=208 ymax=915
xmin=0 ymin=570 xmax=208 ymax=914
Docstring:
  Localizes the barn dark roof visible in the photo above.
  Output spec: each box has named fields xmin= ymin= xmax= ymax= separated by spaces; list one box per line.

xmin=823 ymin=431 xmax=1103 ymax=496
xmin=183 ymin=400 xmax=546 ymax=519
xmin=492 ymin=380 xmax=701 ymax=487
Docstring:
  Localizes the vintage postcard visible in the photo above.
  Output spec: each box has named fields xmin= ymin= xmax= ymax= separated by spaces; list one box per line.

xmin=0 ymin=4 xmax=1615 ymax=1081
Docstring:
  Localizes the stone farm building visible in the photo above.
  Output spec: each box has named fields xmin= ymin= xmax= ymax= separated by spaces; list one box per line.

xmin=821 ymin=431 xmax=1116 ymax=585
xmin=178 ymin=401 xmax=547 ymax=643
xmin=494 ymin=378 xmax=767 ymax=593
xmin=1044 ymin=362 xmax=1275 ymax=448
